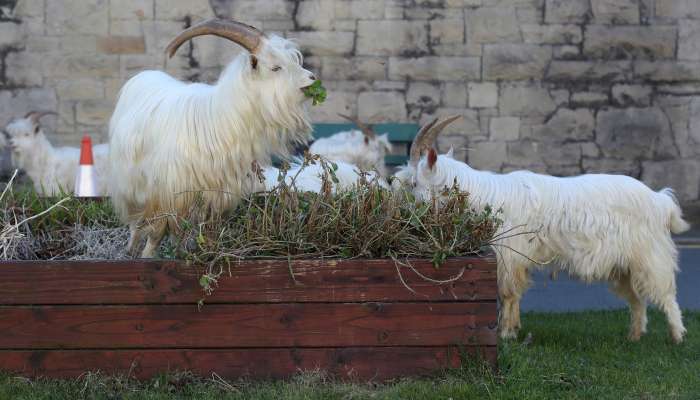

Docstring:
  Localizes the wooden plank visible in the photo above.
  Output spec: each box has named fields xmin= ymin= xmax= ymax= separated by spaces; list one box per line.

xmin=0 ymin=347 xmax=496 ymax=381
xmin=0 ymin=257 xmax=497 ymax=305
xmin=0 ymin=303 xmax=497 ymax=349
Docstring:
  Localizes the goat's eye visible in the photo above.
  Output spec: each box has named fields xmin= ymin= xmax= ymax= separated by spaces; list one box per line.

xmin=271 ymin=66 xmax=282 ymax=72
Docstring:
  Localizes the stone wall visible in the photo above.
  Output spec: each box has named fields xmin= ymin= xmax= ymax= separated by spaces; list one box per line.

xmin=1 ymin=0 xmax=699 ymax=216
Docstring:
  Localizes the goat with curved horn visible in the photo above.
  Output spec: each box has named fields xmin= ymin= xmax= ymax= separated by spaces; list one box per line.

xmin=109 ymin=17 xmax=318 ymax=257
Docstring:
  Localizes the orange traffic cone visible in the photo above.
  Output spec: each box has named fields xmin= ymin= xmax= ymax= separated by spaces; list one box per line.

xmin=74 ymin=135 xmax=98 ymax=197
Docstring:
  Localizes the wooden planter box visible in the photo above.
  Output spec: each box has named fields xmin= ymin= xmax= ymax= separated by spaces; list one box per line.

xmin=0 ymin=256 xmax=497 ymax=381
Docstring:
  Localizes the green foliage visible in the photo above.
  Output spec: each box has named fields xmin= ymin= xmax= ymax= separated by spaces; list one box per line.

xmin=1 ymin=158 xmax=499 ymax=263
xmin=302 ymin=80 xmax=327 ymax=106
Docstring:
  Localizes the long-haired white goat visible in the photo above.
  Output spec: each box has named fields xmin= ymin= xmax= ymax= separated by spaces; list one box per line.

xmin=109 ymin=19 xmax=317 ymax=257
xmin=309 ymin=114 xmax=392 ymax=177
xmin=408 ymin=116 xmax=690 ymax=343
xmin=4 ymin=111 xmax=109 ymax=195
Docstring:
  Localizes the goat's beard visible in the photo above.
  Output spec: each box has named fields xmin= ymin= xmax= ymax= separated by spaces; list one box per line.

xmin=257 ymin=86 xmax=313 ymax=155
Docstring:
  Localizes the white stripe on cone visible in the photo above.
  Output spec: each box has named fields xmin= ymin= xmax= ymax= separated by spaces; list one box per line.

xmin=75 ymin=164 xmax=98 ymax=197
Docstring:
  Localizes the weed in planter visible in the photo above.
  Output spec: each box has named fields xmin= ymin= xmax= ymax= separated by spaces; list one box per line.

xmin=1 ymin=158 xmax=501 ymax=269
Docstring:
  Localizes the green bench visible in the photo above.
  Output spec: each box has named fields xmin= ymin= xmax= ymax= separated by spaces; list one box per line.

xmin=311 ymin=122 xmax=420 ymax=167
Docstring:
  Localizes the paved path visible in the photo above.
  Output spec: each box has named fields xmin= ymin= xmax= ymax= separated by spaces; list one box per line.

xmin=521 ymin=246 xmax=700 ymax=312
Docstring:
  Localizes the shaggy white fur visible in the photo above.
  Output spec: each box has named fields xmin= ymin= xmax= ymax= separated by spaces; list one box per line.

xmin=109 ymin=23 xmax=316 ymax=257
xmin=5 ymin=115 xmax=109 ymax=195
xmin=414 ymin=148 xmax=690 ymax=343
xmin=309 ymin=130 xmax=392 ymax=177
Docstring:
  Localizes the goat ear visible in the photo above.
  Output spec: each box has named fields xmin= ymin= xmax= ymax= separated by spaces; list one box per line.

xmin=250 ymin=55 xmax=258 ymax=70
xmin=446 ymin=147 xmax=454 ymax=158
xmin=33 ymin=124 xmax=40 ymax=135
xmin=427 ymin=148 xmax=438 ymax=170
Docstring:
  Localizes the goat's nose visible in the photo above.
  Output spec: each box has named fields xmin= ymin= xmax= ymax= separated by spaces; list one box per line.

xmin=309 ymin=74 xmax=316 ymax=81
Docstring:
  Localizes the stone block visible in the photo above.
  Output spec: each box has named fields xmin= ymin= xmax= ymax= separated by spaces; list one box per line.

xmin=296 ymin=0 xmax=335 ymax=30
xmin=5 ymin=51 xmax=43 ymax=86
xmin=154 ymin=0 xmax=214 ymax=19
xmin=76 ymin=99 xmax=114 ymax=126
xmin=111 ymin=0 xmax=154 ymax=20
xmin=591 ymin=0 xmax=639 ymax=24
xmin=54 ymin=82 xmax=102 ymax=106
xmin=642 ymin=160 xmax=700 ymax=201
xmin=612 ymin=84 xmax=652 ymax=107
xmin=442 ymin=83 xmax=468 ymax=108
xmin=468 ymin=82 xmax=498 ymax=108
xmin=42 ymin=54 xmax=120 ymax=79
xmin=596 ymin=107 xmax=677 ymax=159
xmin=500 ymin=83 xmax=556 ymax=116
xmin=466 ymin=7 xmax=520 ymax=43
xmin=110 ymin=20 xmax=145 ymax=36
xmin=547 ymin=61 xmax=631 ymax=82
xmin=430 ymin=18 xmax=464 ymax=45
xmin=388 ymin=57 xmax=480 ymax=81
xmin=584 ymin=26 xmax=677 ymax=59
xmin=545 ymin=0 xmax=591 ymax=23
xmin=357 ymin=20 xmax=428 ymax=56
xmin=358 ymin=91 xmax=407 ymax=122
xmin=634 ymin=61 xmax=700 ymax=82
xmin=98 ymin=36 xmax=146 ymax=54
xmin=13 ymin=0 xmax=44 ymax=18
xmin=521 ymin=24 xmax=582 ymax=44
xmin=552 ymin=45 xmax=580 ymax=59
xmin=0 ymin=22 xmax=22 ymax=46
xmin=656 ymin=0 xmax=700 ymax=19
xmin=530 ymin=108 xmax=594 ymax=142
xmin=468 ymin=141 xmax=506 ymax=171
xmin=335 ymin=0 xmax=385 ymax=19
xmin=289 ymin=31 xmax=354 ymax=56
xmin=322 ymin=57 xmax=387 ymax=81
xmin=490 ymin=117 xmax=520 ymax=141
xmin=582 ymin=158 xmax=640 ymax=176
xmin=570 ymin=92 xmax=609 ymax=107
xmin=309 ymin=91 xmax=356 ymax=122
xmin=407 ymin=82 xmax=441 ymax=119
xmin=47 ymin=0 xmax=109 ymax=35
xmin=679 ymin=19 xmax=700 ymax=61
xmin=483 ymin=44 xmax=551 ymax=81
xmin=0 ymin=88 xmax=58 ymax=125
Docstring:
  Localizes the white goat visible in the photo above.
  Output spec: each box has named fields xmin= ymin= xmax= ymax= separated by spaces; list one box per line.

xmin=309 ymin=114 xmax=392 ymax=177
xmin=4 ymin=111 xmax=109 ymax=196
xmin=109 ymin=19 xmax=317 ymax=258
xmin=250 ymin=158 xmax=387 ymax=193
xmin=409 ymin=116 xmax=690 ymax=343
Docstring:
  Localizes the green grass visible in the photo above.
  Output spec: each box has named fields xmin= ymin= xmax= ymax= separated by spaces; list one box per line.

xmin=1 ymin=310 xmax=698 ymax=400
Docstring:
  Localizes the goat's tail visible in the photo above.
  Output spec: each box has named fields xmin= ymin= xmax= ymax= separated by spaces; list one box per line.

xmin=659 ymin=188 xmax=691 ymax=234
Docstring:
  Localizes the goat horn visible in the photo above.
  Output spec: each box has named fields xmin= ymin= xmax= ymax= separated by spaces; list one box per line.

xmin=425 ymin=114 xmax=462 ymax=146
xmin=24 ymin=111 xmax=58 ymax=124
xmin=409 ymin=117 xmax=438 ymax=166
xmin=338 ymin=113 xmax=376 ymax=140
xmin=165 ymin=18 xmax=265 ymax=58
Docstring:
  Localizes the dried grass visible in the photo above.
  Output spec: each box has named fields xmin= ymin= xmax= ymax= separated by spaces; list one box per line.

xmin=0 ymin=158 xmax=501 ymax=268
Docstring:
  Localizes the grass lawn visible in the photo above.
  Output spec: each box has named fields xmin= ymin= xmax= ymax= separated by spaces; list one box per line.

xmin=1 ymin=309 xmax=698 ymax=400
